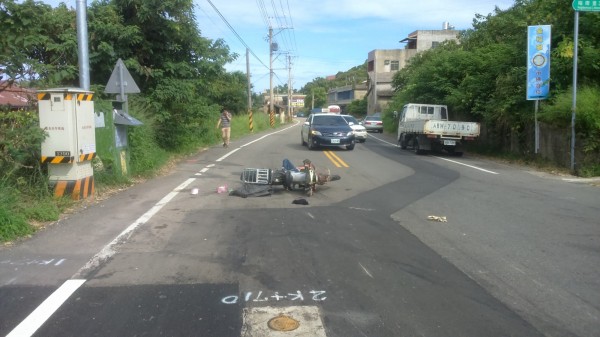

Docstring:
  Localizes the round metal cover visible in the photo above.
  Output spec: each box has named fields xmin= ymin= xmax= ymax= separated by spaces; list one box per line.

xmin=267 ymin=314 xmax=300 ymax=331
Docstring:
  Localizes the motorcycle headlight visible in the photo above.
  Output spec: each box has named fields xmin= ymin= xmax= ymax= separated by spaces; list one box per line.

xmin=310 ymin=130 xmax=322 ymax=136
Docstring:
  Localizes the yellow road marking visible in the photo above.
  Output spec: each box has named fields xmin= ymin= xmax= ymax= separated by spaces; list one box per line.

xmin=323 ymin=150 xmax=349 ymax=168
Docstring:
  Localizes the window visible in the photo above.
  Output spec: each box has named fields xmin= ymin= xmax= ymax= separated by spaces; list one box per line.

xmin=391 ymin=61 xmax=399 ymax=71
xmin=432 ymin=41 xmax=440 ymax=49
xmin=368 ymin=61 xmax=374 ymax=71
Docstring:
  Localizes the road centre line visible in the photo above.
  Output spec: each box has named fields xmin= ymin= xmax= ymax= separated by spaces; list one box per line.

xmin=7 ymin=279 xmax=86 ymax=337
xmin=8 ymin=123 xmax=303 ymax=336
xmin=323 ymin=150 xmax=349 ymax=168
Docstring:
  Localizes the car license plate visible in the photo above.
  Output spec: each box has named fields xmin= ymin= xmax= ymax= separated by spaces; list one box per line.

xmin=443 ymin=140 xmax=456 ymax=146
xmin=331 ymin=139 xmax=340 ymax=144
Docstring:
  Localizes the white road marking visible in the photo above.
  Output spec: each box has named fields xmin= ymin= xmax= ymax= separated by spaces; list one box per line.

xmin=73 ymin=178 xmax=196 ymax=278
xmin=433 ymin=156 xmax=499 ymax=174
xmin=369 ymin=134 xmax=499 ymax=174
xmin=6 ymin=279 xmax=86 ymax=337
xmin=7 ymin=123 xmax=310 ymax=336
xmin=241 ymin=305 xmax=327 ymax=337
xmin=358 ymin=262 xmax=374 ymax=279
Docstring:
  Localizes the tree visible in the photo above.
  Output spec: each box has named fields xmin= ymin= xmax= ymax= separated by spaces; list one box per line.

xmin=0 ymin=0 xmax=79 ymax=87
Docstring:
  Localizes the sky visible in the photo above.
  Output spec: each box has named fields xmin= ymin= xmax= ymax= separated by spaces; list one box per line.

xmin=40 ymin=0 xmax=516 ymax=94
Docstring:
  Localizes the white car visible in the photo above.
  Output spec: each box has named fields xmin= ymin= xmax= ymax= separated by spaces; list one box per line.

xmin=341 ymin=115 xmax=367 ymax=143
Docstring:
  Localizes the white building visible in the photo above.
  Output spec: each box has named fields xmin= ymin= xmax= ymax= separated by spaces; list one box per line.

xmin=366 ymin=26 xmax=459 ymax=115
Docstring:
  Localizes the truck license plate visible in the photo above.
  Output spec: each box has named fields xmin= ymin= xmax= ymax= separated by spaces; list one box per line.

xmin=331 ymin=139 xmax=340 ymax=144
xmin=443 ymin=140 xmax=456 ymax=146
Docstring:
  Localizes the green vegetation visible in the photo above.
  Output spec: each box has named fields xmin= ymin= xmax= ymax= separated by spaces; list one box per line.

xmin=0 ymin=0 xmax=278 ymax=242
xmin=385 ymin=0 xmax=599 ymax=174
xmin=299 ymin=63 xmax=368 ymax=112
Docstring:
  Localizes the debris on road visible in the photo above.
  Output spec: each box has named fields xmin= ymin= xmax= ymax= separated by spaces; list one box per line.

xmin=427 ymin=215 xmax=447 ymax=222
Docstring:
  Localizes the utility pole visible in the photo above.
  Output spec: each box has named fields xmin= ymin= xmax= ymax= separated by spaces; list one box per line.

xmin=76 ymin=0 xmax=90 ymax=90
xmin=269 ymin=27 xmax=275 ymax=127
xmin=246 ymin=48 xmax=251 ymax=110
xmin=287 ymin=55 xmax=292 ymax=122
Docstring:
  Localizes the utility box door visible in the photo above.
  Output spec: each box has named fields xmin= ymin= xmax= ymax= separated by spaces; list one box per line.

xmin=38 ymin=89 xmax=95 ymax=162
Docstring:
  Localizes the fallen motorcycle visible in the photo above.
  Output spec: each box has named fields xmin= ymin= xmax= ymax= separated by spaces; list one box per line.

xmin=238 ymin=159 xmax=340 ymax=196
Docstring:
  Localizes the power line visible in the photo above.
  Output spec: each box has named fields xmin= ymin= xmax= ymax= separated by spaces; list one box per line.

xmin=205 ymin=0 xmax=269 ymax=70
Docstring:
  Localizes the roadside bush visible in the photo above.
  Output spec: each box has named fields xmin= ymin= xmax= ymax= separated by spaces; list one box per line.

xmin=540 ymin=85 xmax=600 ymax=175
xmin=0 ymin=184 xmax=34 ymax=242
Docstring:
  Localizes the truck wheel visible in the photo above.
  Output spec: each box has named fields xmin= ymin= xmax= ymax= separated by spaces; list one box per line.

xmin=414 ymin=139 xmax=424 ymax=155
xmin=399 ymin=135 xmax=407 ymax=149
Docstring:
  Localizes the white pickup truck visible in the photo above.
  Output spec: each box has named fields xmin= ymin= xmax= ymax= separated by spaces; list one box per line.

xmin=397 ymin=103 xmax=480 ymax=156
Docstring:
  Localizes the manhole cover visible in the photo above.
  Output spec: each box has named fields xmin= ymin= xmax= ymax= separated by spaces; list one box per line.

xmin=267 ymin=314 xmax=300 ymax=331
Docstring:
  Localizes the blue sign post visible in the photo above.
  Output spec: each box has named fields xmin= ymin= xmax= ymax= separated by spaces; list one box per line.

xmin=526 ymin=25 xmax=551 ymax=100
xmin=527 ymin=25 xmax=551 ymax=153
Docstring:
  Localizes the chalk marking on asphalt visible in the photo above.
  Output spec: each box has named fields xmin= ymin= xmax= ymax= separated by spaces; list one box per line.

xmin=359 ymin=262 xmax=374 ymax=279
xmin=6 ymin=279 xmax=86 ymax=337
xmin=433 ymin=156 xmax=499 ymax=174
xmin=349 ymin=207 xmax=375 ymax=212
xmin=306 ymin=212 xmax=315 ymax=219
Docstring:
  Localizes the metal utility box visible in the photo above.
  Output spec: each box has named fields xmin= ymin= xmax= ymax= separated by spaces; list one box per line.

xmin=38 ymin=88 xmax=96 ymax=199
xmin=39 ymin=88 xmax=96 ymax=164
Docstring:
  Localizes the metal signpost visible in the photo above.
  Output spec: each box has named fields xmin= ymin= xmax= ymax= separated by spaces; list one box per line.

xmin=526 ymin=25 xmax=551 ymax=154
xmin=570 ymin=1 xmax=599 ymax=171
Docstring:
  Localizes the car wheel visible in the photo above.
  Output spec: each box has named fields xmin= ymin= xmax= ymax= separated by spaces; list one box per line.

xmin=346 ymin=143 xmax=355 ymax=150
xmin=307 ymin=137 xmax=315 ymax=150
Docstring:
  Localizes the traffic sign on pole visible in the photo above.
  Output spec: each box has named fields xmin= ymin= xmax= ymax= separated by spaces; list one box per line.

xmin=572 ymin=0 xmax=600 ymax=11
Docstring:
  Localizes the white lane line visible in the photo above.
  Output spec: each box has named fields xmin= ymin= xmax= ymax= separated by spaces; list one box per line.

xmin=358 ymin=262 xmax=374 ymax=279
xmin=217 ymin=122 xmax=299 ymax=162
xmin=73 ymin=178 xmax=196 ymax=278
xmin=368 ymin=134 xmax=397 ymax=147
xmin=6 ymin=279 xmax=86 ymax=337
xmin=8 ymin=123 xmax=302 ymax=336
xmin=369 ymin=134 xmax=498 ymax=174
xmin=433 ymin=156 xmax=499 ymax=174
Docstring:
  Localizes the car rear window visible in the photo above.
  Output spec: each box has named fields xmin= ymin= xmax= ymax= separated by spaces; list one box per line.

xmin=313 ymin=115 xmax=346 ymax=125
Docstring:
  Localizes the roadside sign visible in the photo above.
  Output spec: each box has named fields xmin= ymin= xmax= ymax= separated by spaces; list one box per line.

xmin=526 ymin=25 xmax=551 ymax=100
xmin=572 ymin=0 xmax=600 ymax=11
xmin=105 ymin=59 xmax=140 ymax=94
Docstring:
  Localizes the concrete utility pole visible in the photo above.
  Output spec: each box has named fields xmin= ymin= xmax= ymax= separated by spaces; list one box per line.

xmin=287 ymin=54 xmax=292 ymax=122
xmin=246 ymin=48 xmax=251 ymax=111
xmin=269 ymin=27 xmax=274 ymax=125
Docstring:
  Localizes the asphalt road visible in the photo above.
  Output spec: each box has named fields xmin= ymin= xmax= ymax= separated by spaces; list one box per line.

xmin=1 ymin=120 xmax=598 ymax=337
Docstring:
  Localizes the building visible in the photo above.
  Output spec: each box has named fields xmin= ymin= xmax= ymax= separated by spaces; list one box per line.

xmin=0 ymin=82 xmax=36 ymax=110
xmin=366 ymin=25 xmax=459 ymax=115
xmin=261 ymin=92 xmax=306 ymax=115
xmin=326 ymin=83 xmax=368 ymax=114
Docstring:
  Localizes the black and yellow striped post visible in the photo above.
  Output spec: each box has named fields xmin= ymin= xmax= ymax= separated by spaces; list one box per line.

xmin=248 ymin=110 xmax=254 ymax=132
xmin=270 ymin=109 xmax=275 ymax=128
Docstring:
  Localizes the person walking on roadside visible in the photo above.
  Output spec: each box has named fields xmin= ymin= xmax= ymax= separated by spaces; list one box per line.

xmin=216 ymin=109 xmax=232 ymax=147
